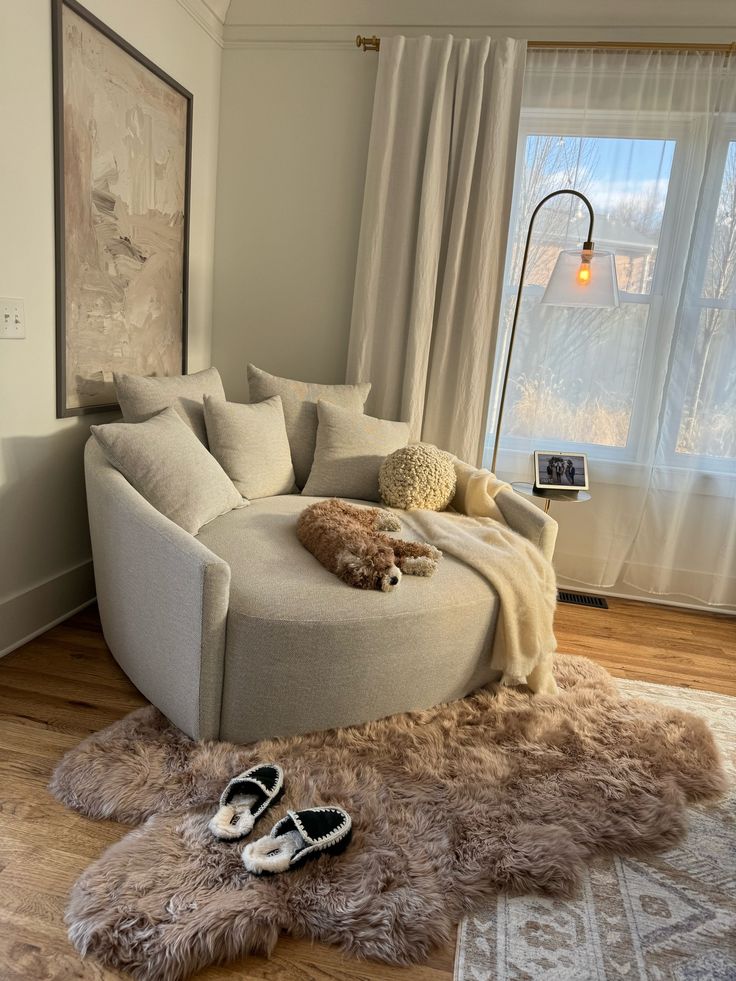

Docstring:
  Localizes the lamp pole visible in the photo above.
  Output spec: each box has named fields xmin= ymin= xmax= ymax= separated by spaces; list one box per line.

xmin=490 ymin=189 xmax=596 ymax=475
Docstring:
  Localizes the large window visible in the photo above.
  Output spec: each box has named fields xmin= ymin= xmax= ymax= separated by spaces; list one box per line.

xmin=484 ymin=111 xmax=736 ymax=473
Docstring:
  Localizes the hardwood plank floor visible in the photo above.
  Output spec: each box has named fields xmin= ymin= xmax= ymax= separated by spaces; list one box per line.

xmin=0 ymin=600 xmax=733 ymax=980
xmin=555 ymin=596 xmax=736 ymax=695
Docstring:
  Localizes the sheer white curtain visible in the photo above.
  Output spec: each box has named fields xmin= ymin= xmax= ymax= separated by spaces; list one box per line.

xmin=347 ymin=35 xmax=526 ymax=464
xmin=485 ymin=48 xmax=736 ymax=608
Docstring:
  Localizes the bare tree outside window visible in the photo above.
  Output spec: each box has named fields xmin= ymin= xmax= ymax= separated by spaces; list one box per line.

xmin=490 ymin=134 xmax=674 ymax=453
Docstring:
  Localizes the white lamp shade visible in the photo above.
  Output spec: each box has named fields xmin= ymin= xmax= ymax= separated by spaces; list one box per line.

xmin=541 ymin=249 xmax=620 ymax=308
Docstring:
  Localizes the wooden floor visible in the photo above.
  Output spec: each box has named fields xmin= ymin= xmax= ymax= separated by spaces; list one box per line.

xmin=0 ymin=599 xmax=733 ymax=980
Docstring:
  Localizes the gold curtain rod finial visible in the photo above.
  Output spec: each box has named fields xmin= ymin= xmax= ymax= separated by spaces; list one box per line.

xmin=356 ymin=34 xmax=380 ymax=52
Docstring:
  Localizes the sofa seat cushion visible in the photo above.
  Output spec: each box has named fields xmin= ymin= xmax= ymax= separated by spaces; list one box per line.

xmin=196 ymin=495 xmax=499 ymax=743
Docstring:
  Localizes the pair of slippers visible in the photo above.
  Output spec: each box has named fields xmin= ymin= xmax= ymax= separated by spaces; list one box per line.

xmin=208 ymin=763 xmax=352 ymax=875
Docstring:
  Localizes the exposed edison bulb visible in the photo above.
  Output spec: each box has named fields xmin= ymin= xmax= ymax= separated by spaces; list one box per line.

xmin=577 ymin=261 xmax=592 ymax=286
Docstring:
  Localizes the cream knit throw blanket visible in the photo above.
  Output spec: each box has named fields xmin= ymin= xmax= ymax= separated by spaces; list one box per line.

xmin=398 ymin=460 xmax=558 ymax=695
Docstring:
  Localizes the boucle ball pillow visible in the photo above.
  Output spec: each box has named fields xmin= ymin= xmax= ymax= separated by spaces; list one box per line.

xmin=379 ymin=443 xmax=457 ymax=511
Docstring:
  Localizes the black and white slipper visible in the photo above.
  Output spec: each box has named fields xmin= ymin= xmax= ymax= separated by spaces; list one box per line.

xmin=242 ymin=806 xmax=352 ymax=874
xmin=208 ymin=763 xmax=284 ymax=840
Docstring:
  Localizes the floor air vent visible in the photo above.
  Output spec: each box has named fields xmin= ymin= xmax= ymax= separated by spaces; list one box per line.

xmin=557 ymin=590 xmax=609 ymax=609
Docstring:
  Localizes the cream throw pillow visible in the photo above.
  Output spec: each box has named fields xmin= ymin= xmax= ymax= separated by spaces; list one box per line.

xmin=204 ymin=395 xmax=296 ymax=499
xmin=114 ymin=367 xmax=225 ymax=445
xmin=302 ymin=400 xmax=410 ymax=501
xmin=91 ymin=406 xmax=245 ymax=535
xmin=247 ymin=363 xmax=371 ymax=488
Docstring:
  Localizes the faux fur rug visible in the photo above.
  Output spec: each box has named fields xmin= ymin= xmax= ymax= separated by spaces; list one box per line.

xmin=49 ymin=655 xmax=727 ymax=981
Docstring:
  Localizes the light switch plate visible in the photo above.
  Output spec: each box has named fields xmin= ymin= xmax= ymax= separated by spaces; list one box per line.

xmin=0 ymin=297 xmax=25 ymax=338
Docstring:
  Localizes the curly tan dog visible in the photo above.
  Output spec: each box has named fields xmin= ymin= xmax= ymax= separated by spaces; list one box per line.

xmin=296 ymin=499 xmax=441 ymax=592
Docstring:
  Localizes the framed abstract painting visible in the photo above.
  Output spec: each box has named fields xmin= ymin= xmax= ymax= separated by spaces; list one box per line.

xmin=51 ymin=0 xmax=192 ymax=417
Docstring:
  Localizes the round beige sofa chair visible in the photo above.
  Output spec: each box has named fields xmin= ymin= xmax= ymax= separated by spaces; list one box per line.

xmin=85 ymin=438 xmax=557 ymax=745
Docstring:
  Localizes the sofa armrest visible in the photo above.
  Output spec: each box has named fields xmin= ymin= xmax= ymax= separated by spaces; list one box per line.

xmin=495 ymin=488 xmax=558 ymax=562
xmin=450 ymin=456 xmax=558 ymax=562
xmin=85 ymin=438 xmax=231 ymax=740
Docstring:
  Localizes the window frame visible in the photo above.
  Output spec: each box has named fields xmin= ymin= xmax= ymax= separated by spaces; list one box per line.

xmin=488 ymin=108 xmax=709 ymax=468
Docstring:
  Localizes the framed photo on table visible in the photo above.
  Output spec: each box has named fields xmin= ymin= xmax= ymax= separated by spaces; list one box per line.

xmin=534 ymin=451 xmax=589 ymax=491
xmin=52 ymin=0 xmax=192 ymax=417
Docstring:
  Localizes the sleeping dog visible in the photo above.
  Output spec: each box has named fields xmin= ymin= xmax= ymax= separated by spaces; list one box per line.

xmin=296 ymin=499 xmax=441 ymax=592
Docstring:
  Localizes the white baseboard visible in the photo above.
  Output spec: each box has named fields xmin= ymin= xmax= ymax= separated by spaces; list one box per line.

xmin=0 ymin=561 xmax=97 ymax=658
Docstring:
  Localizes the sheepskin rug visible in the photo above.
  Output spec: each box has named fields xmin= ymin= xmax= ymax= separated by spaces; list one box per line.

xmin=49 ymin=655 xmax=727 ymax=981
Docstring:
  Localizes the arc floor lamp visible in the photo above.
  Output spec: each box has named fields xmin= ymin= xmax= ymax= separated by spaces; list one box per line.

xmin=489 ymin=189 xmax=620 ymax=475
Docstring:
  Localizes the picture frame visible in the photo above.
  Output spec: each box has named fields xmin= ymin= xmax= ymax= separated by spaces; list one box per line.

xmin=52 ymin=0 xmax=193 ymax=417
xmin=533 ymin=451 xmax=590 ymax=491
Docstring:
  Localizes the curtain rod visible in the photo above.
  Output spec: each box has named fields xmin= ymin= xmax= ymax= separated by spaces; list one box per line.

xmin=355 ymin=35 xmax=736 ymax=54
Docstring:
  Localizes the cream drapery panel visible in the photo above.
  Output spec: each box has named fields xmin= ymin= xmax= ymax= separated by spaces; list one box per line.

xmin=347 ymin=35 xmax=527 ymax=464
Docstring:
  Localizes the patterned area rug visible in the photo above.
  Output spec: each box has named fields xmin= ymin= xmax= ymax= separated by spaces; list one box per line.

xmin=454 ymin=679 xmax=736 ymax=981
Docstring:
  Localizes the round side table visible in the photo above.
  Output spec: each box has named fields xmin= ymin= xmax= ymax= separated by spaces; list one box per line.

xmin=511 ymin=481 xmax=591 ymax=514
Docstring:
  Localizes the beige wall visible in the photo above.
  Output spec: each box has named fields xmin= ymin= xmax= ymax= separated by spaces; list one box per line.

xmin=0 ymin=0 xmax=222 ymax=654
xmin=212 ymin=48 xmax=376 ymax=401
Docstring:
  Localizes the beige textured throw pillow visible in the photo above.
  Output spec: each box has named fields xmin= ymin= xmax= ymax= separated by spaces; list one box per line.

xmin=204 ymin=395 xmax=296 ymax=499
xmin=91 ymin=406 xmax=245 ymax=535
xmin=302 ymin=400 xmax=410 ymax=501
xmin=114 ymin=367 xmax=226 ymax=445
xmin=247 ymin=363 xmax=371 ymax=488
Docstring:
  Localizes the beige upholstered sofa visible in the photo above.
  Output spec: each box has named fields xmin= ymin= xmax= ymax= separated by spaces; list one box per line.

xmin=85 ymin=438 xmax=557 ymax=745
